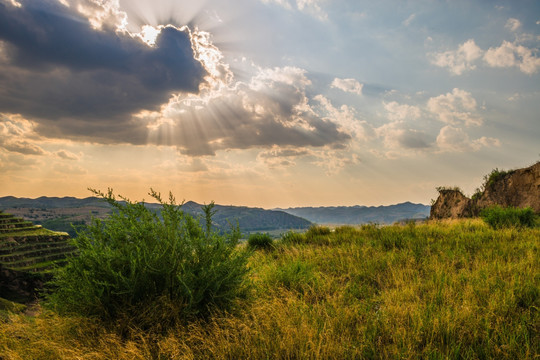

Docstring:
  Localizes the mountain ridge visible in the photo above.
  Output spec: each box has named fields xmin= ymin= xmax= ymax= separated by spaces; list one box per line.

xmin=276 ymin=202 xmax=430 ymax=225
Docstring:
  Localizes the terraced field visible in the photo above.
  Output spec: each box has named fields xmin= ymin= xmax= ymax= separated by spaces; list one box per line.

xmin=0 ymin=211 xmax=76 ymax=273
xmin=0 ymin=210 xmax=77 ymax=304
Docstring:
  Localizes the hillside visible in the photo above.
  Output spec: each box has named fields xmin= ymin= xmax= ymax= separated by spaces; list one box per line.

xmin=278 ymin=202 xmax=430 ymax=225
xmin=0 ymin=210 xmax=75 ymax=303
xmin=0 ymin=197 xmax=312 ymax=235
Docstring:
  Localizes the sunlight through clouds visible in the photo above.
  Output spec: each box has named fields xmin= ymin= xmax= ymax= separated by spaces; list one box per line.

xmin=0 ymin=0 xmax=538 ymax=206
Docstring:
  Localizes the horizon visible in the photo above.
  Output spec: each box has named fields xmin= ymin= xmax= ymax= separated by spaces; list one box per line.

xmin=0 ymin=194 xmax=430 ymax=210
xmin=1 ymin=0 xmax=539 ymax=208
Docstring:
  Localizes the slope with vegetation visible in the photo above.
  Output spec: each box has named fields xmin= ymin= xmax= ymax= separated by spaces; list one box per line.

xmin=0 ymin=211 xmax=75 ymax=304
xmin=1 ymin=216 xmax=538 ymax=359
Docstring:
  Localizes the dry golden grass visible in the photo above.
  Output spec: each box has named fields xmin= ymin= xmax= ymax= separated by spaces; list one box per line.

xmin=1 ymin=219 xmax=538 ymax=359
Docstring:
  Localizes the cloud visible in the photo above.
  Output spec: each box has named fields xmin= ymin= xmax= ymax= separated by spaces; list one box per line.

xmin=403 ymin=13 xmax=416 ymax=27
xmin=144 ymin=66 xmax=352 ymax=156
xmin=483 ymin=41 xmax=540 ymax=75
xmin=374 ymin=90 xmax=495 ymax=158
xmin=261 ymin=0 xmax=327 ymax=21
xmin=257 ymin=146 xmax=311 ymax=168
xmin=505 ymin=18 xmax=522 ymax=32
xmin=427 ymin=88 xmax=483 ymax=126
xmin=383 ymin=101 xmax=421 ymax=122
xmin=0 ymin=0 xmax=206 ymax=143
xmin=0 ymin=114 xmax=47 ymax=155
xmin=429 ymin=39 xmax=483 ymax=75
xmin=376 ymin=121 xmax=433 ymax=151
xmin=55 ymin=150 xmax=80 ymax=160
xmin=1 ymin=140 xmax=46 ymax=155
xmin=430 ymin=35 xmax=540 ymax=75
xmin=331 ymin=78 xmax=363 ymax=95
xmin=436 ymin=125 xmax=500 ymax=152
xmin=314 ymin=95 xmax=373 ymax=141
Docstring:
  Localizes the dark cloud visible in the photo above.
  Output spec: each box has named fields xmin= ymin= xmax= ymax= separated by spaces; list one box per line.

xmin=1 ymin=140 xmax=46 ymax=155
xmin=0 ymin=2 xmax=350 ymax=155
xmin=160 ymin=77 xmax=351 ymax=156
xmin=0 ymin=0 xmax=205 ymax=142
xmin=397 ymin=129 xmax=433 ymax=149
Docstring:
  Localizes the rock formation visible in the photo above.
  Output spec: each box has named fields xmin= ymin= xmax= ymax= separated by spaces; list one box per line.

xmin=430 ymin=161 xmax=540 ymax=219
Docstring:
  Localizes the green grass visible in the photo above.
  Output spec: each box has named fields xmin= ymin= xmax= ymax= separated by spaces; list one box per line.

xmin=0 ymin=219 xmax=539 ymax=359
xmin=0 ymin=228 xmax=66 ymax=239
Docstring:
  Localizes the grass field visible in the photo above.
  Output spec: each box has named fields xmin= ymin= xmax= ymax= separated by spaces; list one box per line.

xmin=0 ymin=219 xmax=538 ymax=359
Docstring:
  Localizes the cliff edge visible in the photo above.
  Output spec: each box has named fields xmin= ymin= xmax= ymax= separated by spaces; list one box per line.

xmin=430 ymin=161 xmax=540 ymax=219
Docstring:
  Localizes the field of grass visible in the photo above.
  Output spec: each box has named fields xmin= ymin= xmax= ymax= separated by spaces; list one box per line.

xmin=0 ymin=219 xmax=538 ymax=359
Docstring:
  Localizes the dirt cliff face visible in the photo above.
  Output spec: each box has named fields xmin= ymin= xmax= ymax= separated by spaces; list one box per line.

xmin=475 ymin=162 xmax=540 ymax=213
xmin=430 ymin=189 xmax=473 ymax=219
xmin=430 ymin=162 xmax=540 ymax=219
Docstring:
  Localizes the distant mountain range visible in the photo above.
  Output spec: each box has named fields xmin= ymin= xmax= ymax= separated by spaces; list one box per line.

xmin=0 ymin=196 xmax=431 ymax=237
xmin=0 ymin=196 xmax=311 ymax=236
xmin=277 ymin=202 xmax=430 ymax=225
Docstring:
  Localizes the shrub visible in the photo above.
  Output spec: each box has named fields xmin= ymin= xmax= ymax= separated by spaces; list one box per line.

xmin=306 ymin=225 xmax=332 ymax=236
xmin=303 ymin=225 xmax=332 ymax=245
xmin=480 ymin=206 xmax=536 ymax=229
xmin=435 ymin=186 xmax=464 ymax=194
xmin=247 ymin=233 xmax=274 ymax=250
xmin=280 ymin=230 xmax=305 ymax=245
xmin=47 ymin=189 xmax=250 ymax=331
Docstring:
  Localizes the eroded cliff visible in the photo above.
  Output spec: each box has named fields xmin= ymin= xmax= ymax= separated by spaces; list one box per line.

xmin=430 ymin=162 xmax=540 ymax=219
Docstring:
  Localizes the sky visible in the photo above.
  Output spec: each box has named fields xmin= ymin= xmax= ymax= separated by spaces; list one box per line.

xmin=0 ymin=0 xmax=539 ymax=208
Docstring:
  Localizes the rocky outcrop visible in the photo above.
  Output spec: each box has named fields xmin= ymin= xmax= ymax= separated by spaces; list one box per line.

xmin=430 ymin=189 xmax=473 ymax=219
xmin=430 ymin=162 xmax=540 ymax=219
xmin=475 ymin=162 xmax=540 ymax=212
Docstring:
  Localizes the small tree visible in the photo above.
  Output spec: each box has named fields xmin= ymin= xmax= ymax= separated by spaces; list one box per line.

xmin=47 ymin=189 xmax=250 ymax=331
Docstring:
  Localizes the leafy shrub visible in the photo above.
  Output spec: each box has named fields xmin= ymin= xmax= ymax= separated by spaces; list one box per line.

xmin=435 ymin=186 xmax=464 ymax=194
xmin=483 ymin=168 xmax=513 ymax=190
xmin=473 ymin=168 xmax=516 ymax=201
xmin=280 ymin=230 xmax=305 ymax=245
xmin=306 ymin=225 xmax=331 ymax=236
xmin=247 ymin=233 xmax=274 ymax=250
xmin=47 ymin=189 xmax=250 ymax=331
xmin=480 ymin=206 xmax=535 ymax=229
xmin=302 ymin=225 xmax=332 ymax=245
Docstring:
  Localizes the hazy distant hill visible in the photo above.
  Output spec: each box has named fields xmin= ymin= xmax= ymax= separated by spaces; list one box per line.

xmin=180 ymin=201 xmax=311 ymax=232
xmin=277 ymin=202 xmax=430 ymax=225
xmin=0 ymin=197 xmax=311 ymax=236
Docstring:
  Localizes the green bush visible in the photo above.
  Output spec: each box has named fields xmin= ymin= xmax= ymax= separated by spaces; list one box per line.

xmin=306 ymin=225 xmax=331 ymax=236
xmin=247 ymin=233 xmax=274 ymax=250
xmin=280 ymin=230 xmax=305 ymax=245
xmin=480 ymin=206 xmax=536 ymax=229
xmin=47 ymin=189 xmax=250 ymax=331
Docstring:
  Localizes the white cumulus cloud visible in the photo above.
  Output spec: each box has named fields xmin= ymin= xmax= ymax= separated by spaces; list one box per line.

xmin=436 ymin=125 xmax=500 ymax=152
xmin=430 ymin=39 xmax=483 ymax=75
xmin=483 ymin=41 xmax=540 ymax=75
xmin=331 ymin=78 xmax=363 ymax=95
xmin=427 ymin=88 xmax=483 ymax=126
